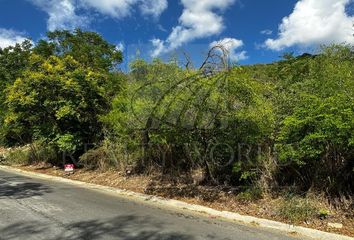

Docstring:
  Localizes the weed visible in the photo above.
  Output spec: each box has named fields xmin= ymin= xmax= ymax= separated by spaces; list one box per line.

xmin=6 ymin=147 xmax=31 ymax=165
xmin=236 ymin=186 xmax=263 ymax=202
xmin=278 ymin=197 xmax=318 ymax=223
xmin=318 ymin=208 xmax=330 ymax=219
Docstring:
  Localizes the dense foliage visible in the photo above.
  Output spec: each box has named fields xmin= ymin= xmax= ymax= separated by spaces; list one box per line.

xmin=0 ymin=30 xmax=353 ymax=196
xmin=5 ymin=55 xmax=110 ymax=152
xmin=0 ymin=40 xmax=32 ymax=145
xmin=273 ymin=46 xmax=354 ymax=194
xmin=1 ymin=30 xmax=123 ymax=160
xmin=104 ymin=60 xmax=275 ymax=185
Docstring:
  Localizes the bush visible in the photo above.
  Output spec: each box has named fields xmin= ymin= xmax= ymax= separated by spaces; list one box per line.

xmin=276 ymin=46 xmax=354 ymax=194
xmin=79 ymin=141 xmax=133 ymax=171
xmin=5 ymin=146 xmax=32 ymax=165
xmin=79 ymin=146 xmax=111 ymax=170
xmin=1 ymin=142 xmax=59 ymax=166
xmin=34 ymin=143 xmax=58 ymax=164
xmin=104 ymin=60 xmax=275 ymax=184
xmin=278 ymin=197 xmax=319 ymax=223
xmin=236 ymin=186 xmax=263 ymax=202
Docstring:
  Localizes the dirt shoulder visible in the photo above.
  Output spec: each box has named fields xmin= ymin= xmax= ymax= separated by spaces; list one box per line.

xmin=10 ymin=164 xmax=354 ymax=238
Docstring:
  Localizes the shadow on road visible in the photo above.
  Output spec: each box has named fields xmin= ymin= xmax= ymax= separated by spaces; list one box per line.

xmin=62 ymin=215 xmax=196 ymax=240
xmin=0 ymin=215 xmax=206 ymax=240
xmin=0 ymin=175 xmax=52 ymax=199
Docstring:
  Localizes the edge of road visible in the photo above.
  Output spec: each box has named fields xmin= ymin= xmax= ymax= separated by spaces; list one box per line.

xmin=1 ymin=165 xmax=353 ymax=240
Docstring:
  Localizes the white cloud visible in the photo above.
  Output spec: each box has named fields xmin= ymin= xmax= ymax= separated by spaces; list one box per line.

xmin=80 ymin=0 xmax=138 ymax=18
xmin=139 ymin=0 xmax=168 ymax=19
xmin=233 ymin=50 xmax=248 ymax=61
xmin=30 ymin=0 xmax=89 ymax=31
xmin=151 ymin=0 xmax=236 ymax=57
xmin=0 ymin=28 xmax=29 ymax=49
xmin=210 ymin=38 xmax=248 ymax=61
xmin=116 ymin=42 xmax=125 ymax=52
xmin=260 ymin=29 xmax=272 ymax=35
xmin=265 ymin=0 xmax=354 ymax=50
xmin=80 ymin=0 xmax=167 ymax=19
xmin=157 ymin=24 xmax=167 ymax=32
xmin=151 ymin=38 xmax=165 ymax=57
xmin=29 ymin=0 xmax=168 ymax=31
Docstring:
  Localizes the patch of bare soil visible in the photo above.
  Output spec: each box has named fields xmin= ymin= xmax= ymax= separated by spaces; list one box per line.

xmin=15 ymin=163 xmax=354 ymax=237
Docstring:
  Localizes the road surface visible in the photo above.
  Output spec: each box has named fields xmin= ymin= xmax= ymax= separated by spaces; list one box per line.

xmin=0 ymin=169 xmax=305 ymax=240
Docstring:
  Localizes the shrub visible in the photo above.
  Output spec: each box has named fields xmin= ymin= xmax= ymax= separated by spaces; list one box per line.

xmin=104 ymin=60 xmax=275 ymax=184
xmin=278 ymin=197 xmax=318 ymax=223
xmin=1 ymin=142 xmax=59 ymax=166
xmin=79 ymin=146 xmax=111 ymax=170
xmin=318 ymin=209 xmax=330 ymax=219
xmin=236 ymin=186 xmax=263 ymax=202
xmin=34 ymin=143 xmax=58 ymax=164
xmin=79 ymin=141 xmax=132 ymax=171
xmin=276 ymin=46 xmax=354 ymax=194
xmin=6 ymin=146 xmax=32 ymax=165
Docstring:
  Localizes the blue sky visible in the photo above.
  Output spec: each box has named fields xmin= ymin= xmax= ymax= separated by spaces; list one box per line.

xmin=0 ymin=0 xmax=353 ymax=68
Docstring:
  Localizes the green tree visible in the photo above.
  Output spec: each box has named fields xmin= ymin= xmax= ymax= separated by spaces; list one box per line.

xmin=276 ymin=45 xmax=354 ymax=193
xmin=0 ymin=40 xmax=32 ymax=145
xmin=34 ymin=29 xmax=123 ymax=71
xmin=4 ymin=54 xmax=115 ymax=159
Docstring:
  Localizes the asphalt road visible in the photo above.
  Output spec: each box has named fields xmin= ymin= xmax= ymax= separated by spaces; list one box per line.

xmin=0 ymin=169 xmax=305 ymax=240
